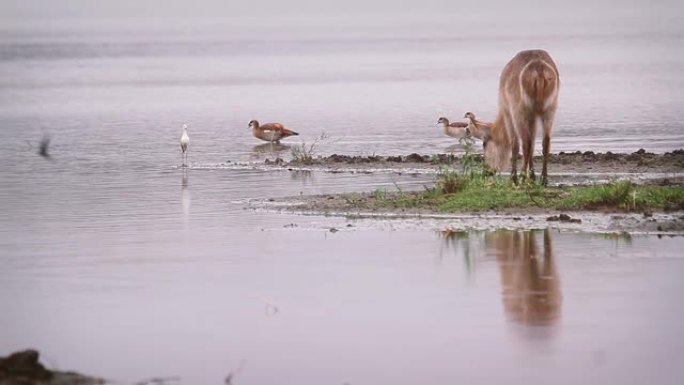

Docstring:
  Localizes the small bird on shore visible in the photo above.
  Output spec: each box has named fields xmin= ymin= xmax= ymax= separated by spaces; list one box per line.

xmin=180 ymin=123 xmax=190 ymax=167
xmin=437 ymin=117 xmax=470 ymax=139
xmin=249 ymin=120 xmax=299 ymax=143
xmin=463 ymin=112 xmax=494 ymax=141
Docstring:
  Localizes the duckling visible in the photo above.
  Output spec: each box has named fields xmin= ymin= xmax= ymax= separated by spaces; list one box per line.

xmin=463 ymin=112 xmax=494 ymax=141
xmin=437 ymin=117 xmax=470 ymax=139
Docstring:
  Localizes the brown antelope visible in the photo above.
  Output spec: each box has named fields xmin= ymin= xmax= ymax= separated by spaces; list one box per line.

xmin=249 ymin=120 xmax=299 ymax=143
xmin=467 ymin=50 xmax=560 ymax=185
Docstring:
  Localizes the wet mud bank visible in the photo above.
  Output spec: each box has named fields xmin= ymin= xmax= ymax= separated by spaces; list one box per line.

xmin=261 ymin=193 xmax=684 ymax=234
xmin=263 ymin=149 xmax=684 ymax=176
xmin=256 ymin=150 xmax=684 ymax=234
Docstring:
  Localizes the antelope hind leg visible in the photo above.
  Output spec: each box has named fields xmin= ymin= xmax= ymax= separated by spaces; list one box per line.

xmin=520 ymin=115 xmax=537 ymax=183
xmin=503 ymin=110 xmax=520 ymax=184
xmin=541 ymin=110 xmax=556 ymax=186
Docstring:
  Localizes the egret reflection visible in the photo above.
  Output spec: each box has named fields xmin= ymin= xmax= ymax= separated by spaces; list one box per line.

xmin=181 ymin=167 xmax=189 ymax=188
xmin=181 ymin=169 xmax=191 ymax=228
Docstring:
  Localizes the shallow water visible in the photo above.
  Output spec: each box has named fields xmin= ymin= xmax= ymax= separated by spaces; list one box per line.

xmin=2 ymin=162 xmax=684 ymax=384
xmin=2 ymin=215 xmax=684 ymax=384
xmin=1 ymin=11 xmax=684 ymax=385
xmin=1 ymin=14 xmax=683 ymax=164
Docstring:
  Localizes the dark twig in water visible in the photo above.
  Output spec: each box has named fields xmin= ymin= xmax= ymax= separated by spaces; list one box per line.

xmin=225 ymin=359 xmax=246 ymax=385
xmin=39 ymin=134 xmax=51 ymax=158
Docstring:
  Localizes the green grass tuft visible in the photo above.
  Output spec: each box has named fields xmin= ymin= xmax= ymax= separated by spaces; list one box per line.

xmin=558 ymin=181 xmax=684 ymax=211
xmin=438 ymin=179 xmax=537 ymax=211
xmin=339 ymin=142 xmax=684 ymax=213
xmin=290 ymin=132 xmax=329 ymax=165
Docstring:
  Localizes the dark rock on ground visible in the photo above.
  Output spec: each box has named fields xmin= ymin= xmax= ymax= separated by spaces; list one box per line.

xmin=404 ymin=153 xmax=426 ymax=163
xmin=0 ymin=350 xmax=52 ymax=383
xmin=546 ymin=213 xmax=582 ymax=224
xmin=0 ymin=350 xmax=104 ymax=385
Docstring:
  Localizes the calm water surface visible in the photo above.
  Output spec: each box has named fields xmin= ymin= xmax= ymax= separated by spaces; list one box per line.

xmin=1 ymin=13 xmax=684 ymax=385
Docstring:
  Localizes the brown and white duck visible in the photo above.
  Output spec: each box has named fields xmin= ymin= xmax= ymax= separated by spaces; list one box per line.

xmin=437 ymin=117 xmax=470 ymax=139
xmin=249 ymin=120 xmax=299 ymax=143
xmin=463 ymin=112 xmax=494 ymax=141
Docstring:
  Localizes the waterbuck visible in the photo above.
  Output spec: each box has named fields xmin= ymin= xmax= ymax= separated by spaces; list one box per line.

xmin=469 ymin=50 xmax=560 ymax=185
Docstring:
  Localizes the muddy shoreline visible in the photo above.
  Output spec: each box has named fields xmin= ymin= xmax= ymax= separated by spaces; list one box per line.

xmin=258 ymin=193 xmax=684 ymax=234
xmin=255 ymin=150 xmax=684 ymax=233
xmin=262 ymin=148 xmax=684 ymax=176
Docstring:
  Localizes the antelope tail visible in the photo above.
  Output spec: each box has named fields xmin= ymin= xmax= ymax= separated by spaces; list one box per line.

xmin=520 ymin=59 xmax=558 ymax=112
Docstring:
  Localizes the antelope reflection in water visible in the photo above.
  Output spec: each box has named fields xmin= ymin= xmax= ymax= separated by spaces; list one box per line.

xmin=485 ymin=229 xmax=561 ymax=326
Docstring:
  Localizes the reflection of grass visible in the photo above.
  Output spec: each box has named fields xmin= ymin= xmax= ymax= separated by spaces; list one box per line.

xmin=440 ymin=227 xmax=477 ymax=274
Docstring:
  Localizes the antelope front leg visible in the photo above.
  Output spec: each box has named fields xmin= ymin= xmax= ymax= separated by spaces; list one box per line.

xmin=511 ymin=135 xmax=520 ymax=185
xmin=541 ymin=112 xmax=555 ymax=186
xmin=527 ymin=146 xmax=536 ymax=182
xmin=520 ymin=116 xmax=536 ymax=182
xmin=541 ymin=133 xmax=550 ymax=186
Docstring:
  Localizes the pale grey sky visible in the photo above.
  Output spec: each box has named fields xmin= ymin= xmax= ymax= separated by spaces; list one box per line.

xmin=1 ymin=0 xmax=681 ymax=20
